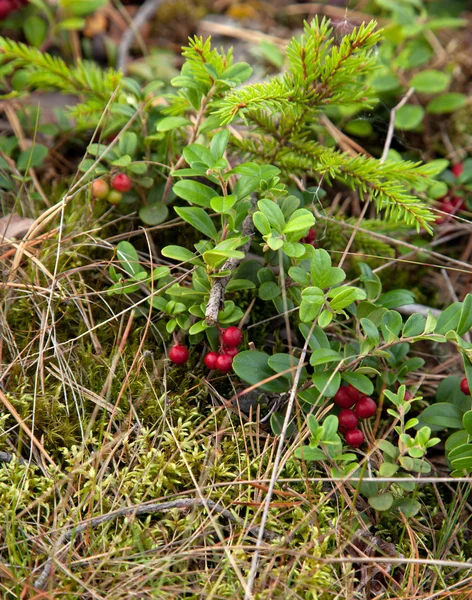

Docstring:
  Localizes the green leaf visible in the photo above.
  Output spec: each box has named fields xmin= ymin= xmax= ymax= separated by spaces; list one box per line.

xmin=312 ymin=371 xmax=341 ymax=398
xmin=309 ymin=348 xmax=342 ymax=367
xmin=210 ymin=130 xmax=230 ymax=160
xmin=183 ymin=144 xmax=214 ymax=168
xmin=222 ymin=62 xmax=253 ymax=83
xmin=463 ymin=411 xmax=472 ymax=436
xmin=328 ymin=286 xmax=366 ymax=311
xmin=342 ymin=372 xmax=374 ymax=396
xmin=410 ymin=70 xmax=450 ymax=94
xmin=116 ymin=241 xmax=145 ymax=277
xmin=368 ymin=493 xmax=394 ymax=511
xmin=377 ymin=289 xmax=415 ymax=309
xmin=403 ymin=313 xmax=426 ymax=337
xmin=259 ymin=281 xmax=281 ymax=301
xmin=417 ymin=403 xmax=464 ymax=431
xmin=118 ymin=132 xmax=138 ymax=158
xmin=394 ymin=105 xmax=424 ymax=130
xmin=24 ymin=16 xmax=48 ymax=47
xmin=381 ymin=310 xmax=403 ymax=342
xmin=173 ymin=180 xmax=219 ymax=207
xmin=17 ymin=144 xmax=48 ymax=170
xmin=300 ymin=286 xmax=324 ymax=323
xmin=427 ymin=93 xmax=467 ymax=114
xmin=310 ymin=249 xmax=345 ymax=288
xmin=257 ymin=198 xmax=285 ymax=232
xmin=270 ymin=412 xmax=295 ymax=437
xmin=435 ymin=302 xmax=462 ymax=334
xmin=232 ymin=351 xmax=289 ymax=392
xmin=294 ymin=446 xmax=326 ymax=461
xmin=283 ymin=209 xmax=315 ymax=234
xmin=156 ymin=116 xmax=192 ymax=131
xmin=161 ymin=245 xmax=201 ymax=264
xmin=392 ymin=498 xmax=421 ymax=518
xmin=139 ymin=203 xmax=169 ymax=225
xmin=174 ymin=207 xmax=217 ymax=239
xmin=458 ymin=294 xmax=472 ymax=336
xmin=268 ymin=354 xmax=307 ymax=383
xmin=210 ymin=194 xmax=237 ymax=214
xmin=379 ymin=462 xmax=400 ymax=477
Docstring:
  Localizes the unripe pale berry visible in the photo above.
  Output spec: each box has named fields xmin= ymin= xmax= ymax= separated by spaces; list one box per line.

xmin=222 ymin=326 xmax=242 ymax=348
xmin=107 ymin=190 xmax=122 ymax=205
xmin=345 ymin=429 xmax=365 ymax=448
xmin=216 ymin=353 xmax=233 ymax=373
xmin=92 ymin=179 xmax=110 ymax=199
xmin=204 ymin=352 xmax=219 ymax=370
xmin=112 ymin=173 xmax=132 ymax=192
xmin=338 ymin=409 xmax=358 ymax=431
xmin=333 ymin=386 xmax=356 ymax=409
xmin=355 ymin=397 xmax=377 ymax=419
xmin=169 ymin=344 xmax=189 ymax=365
xmin=461 ymin=377 xmax=470 ymax=396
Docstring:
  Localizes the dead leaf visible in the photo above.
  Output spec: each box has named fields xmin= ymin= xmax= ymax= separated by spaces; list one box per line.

xmin=0 ymin=214 xmax=35 ymax=242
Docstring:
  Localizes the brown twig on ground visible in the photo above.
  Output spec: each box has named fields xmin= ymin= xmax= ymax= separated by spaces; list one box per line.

xmin=33 ymin=497 xmax=279 ymax=589
xmin=116 ymin=0 xmax=165 ymax=72
xmin=205 ymin=209 xmax=255 ymax=326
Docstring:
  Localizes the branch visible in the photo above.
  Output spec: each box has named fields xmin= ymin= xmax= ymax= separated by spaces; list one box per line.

xmin=34 ymin=497 xmax=278 ymax=589
xmin=116 ymin=0 xmax=165 ymax=72
xmin=205 ymin=209 xmax=255 ymax=326
xmin=380 ymin=87 xmax=415 ymax=163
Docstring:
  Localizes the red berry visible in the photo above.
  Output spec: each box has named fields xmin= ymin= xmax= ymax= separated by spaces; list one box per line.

xmin=0 ymin=1 xmax=11 ymax=18
xmin=345 ymin=384 xmax=365 ymax=403
xmin=355 ymin=397 xmax=377 ymax=419
xmin=107 ymin=190 xmax=122 ymax=205
xmin=345 ymin=429 xmax=365 ymax=448
xmin=452 ymin=163 xmax=463 ymax=177
xmin=216 ymin=353 xmax=233 ymax=373
xmin=338 ymin=409 xmax=358 ymax=431
xmin=450 ymin=196 xmax=465 ymax=212
xmin=404 ymin=390 xmax=413 ymax=401
xmin=460 ymin=377 xmax=470 ymax=395
xmin=204 ymin=351 xmax=219 ymax=370
xmin=111 ymin=173 xmax=132 ymax=192
xmin=225 ymin=347 xmax=239 ymax=358
xmin=169 ymin=344 xmax=189 ymax=365
xmin=92 ymin=179 xmax=110 ymax=200
xmin=333 ymin=386 xmax=356 ymax=408
xmin=222 ymin=326 xmax=242 ymax=348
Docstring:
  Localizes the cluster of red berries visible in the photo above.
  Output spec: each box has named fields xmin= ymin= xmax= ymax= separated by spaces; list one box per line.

xmin=204 ymin=326 xmax=243 ymax=373
xmin=435 ymin=162 xmax=465 ymax=224
xmin=91 ymin=173 xmax=132 ymax=205
xmin=461 ymin=377 xmax=471 ymax=396
xmin=301 ymin=227 xmax=316 ymax=247
xmin=333 ymin=384 xmax=378 ymax=448
xmin=0 ymin=0 xmax=27 ymax=20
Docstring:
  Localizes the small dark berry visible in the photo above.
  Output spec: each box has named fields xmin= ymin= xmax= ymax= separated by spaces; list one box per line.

xmin=338 ymin=409 xmax=358 ymax=431
xmin=216 ymin=353 xmax=233 ymax=373
xmin=169 ymin=344 xmax=189 ymax=365
xmin=0 ymin=0 xmax=11 ymax=18
xmin=222 ymin=326 xmax=242 ymax=348
xmin=460 ymin=377 xmax=470 ymax=396
xmin=333 ymin=386 xmax=356 ymax=408
xmin=345 ymin=384 xmax=365 ymax=403
xmin=345 ymin=429 xmax=365 ymax=448
xmin=355 ymin=397 xmax=377 ymax=419
xmin=204 ymin=351 xmax=219 ymax=370
xmin=112 ymin=173 xmax=132 ymax=192
xmin=404 ymin=390 xmax=413 ymax=401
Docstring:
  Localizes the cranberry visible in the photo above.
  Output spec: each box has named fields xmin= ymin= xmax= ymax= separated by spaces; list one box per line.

xmin=345 ymin=429 xmax=365 ymax=448
xmin=460 ymin=377 xmax=470 ymax=396
xmin=345 ymin=384 xmax=365 ymax=402
xmin=333 ymin=386 xmax=356 ymax=408
xmin=338 ymin=409 xmax=358 ymax=431
xmin=452 ymin=163 xmax=463 ymax=177
xmin=225 ymin=347 xmax=239 ymax=358
xmin=92 ymin=179 xmax=110 ymax=200
xmin=204 ymin=351 xmax=219 ymax=370
xmin=355 ymin=397 xmax=377 ymax=419
xmin=450 ymin=196 xmax=465 ymax=212
xmin=0 ymin=1 xmax=11 ymax=18
xmin=435 ymin=200 xmax=457 ymax=224
xmin=404 ymin=390 xmax=413 ymax=401
xmin=222 ymin=326 xmax=242 ymax=348
xmin=301 ymin=228 xmax=317 ymax=246
xmin=216 ymin=353 xmax=233 ymax=373
xmin=169 ymin=344 xmax=189 ymax=365
xmin=107 ymin=190 xmax=122 ymax=205
xmin=111 ymin=173 xmax=132 ymax=192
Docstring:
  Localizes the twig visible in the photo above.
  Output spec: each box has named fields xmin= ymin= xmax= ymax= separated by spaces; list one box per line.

xmin=244 ymin=322 xmax=316 ymax=599
xmin=205 ymin=209 xmax=255 ymax=326
xmin=33 ymin=497 xmax=278 ymax=589
xmin=116 ymin=0 xmax=165 ymax=72
xmin=380 ymin=87 xmax=415 ymax=163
